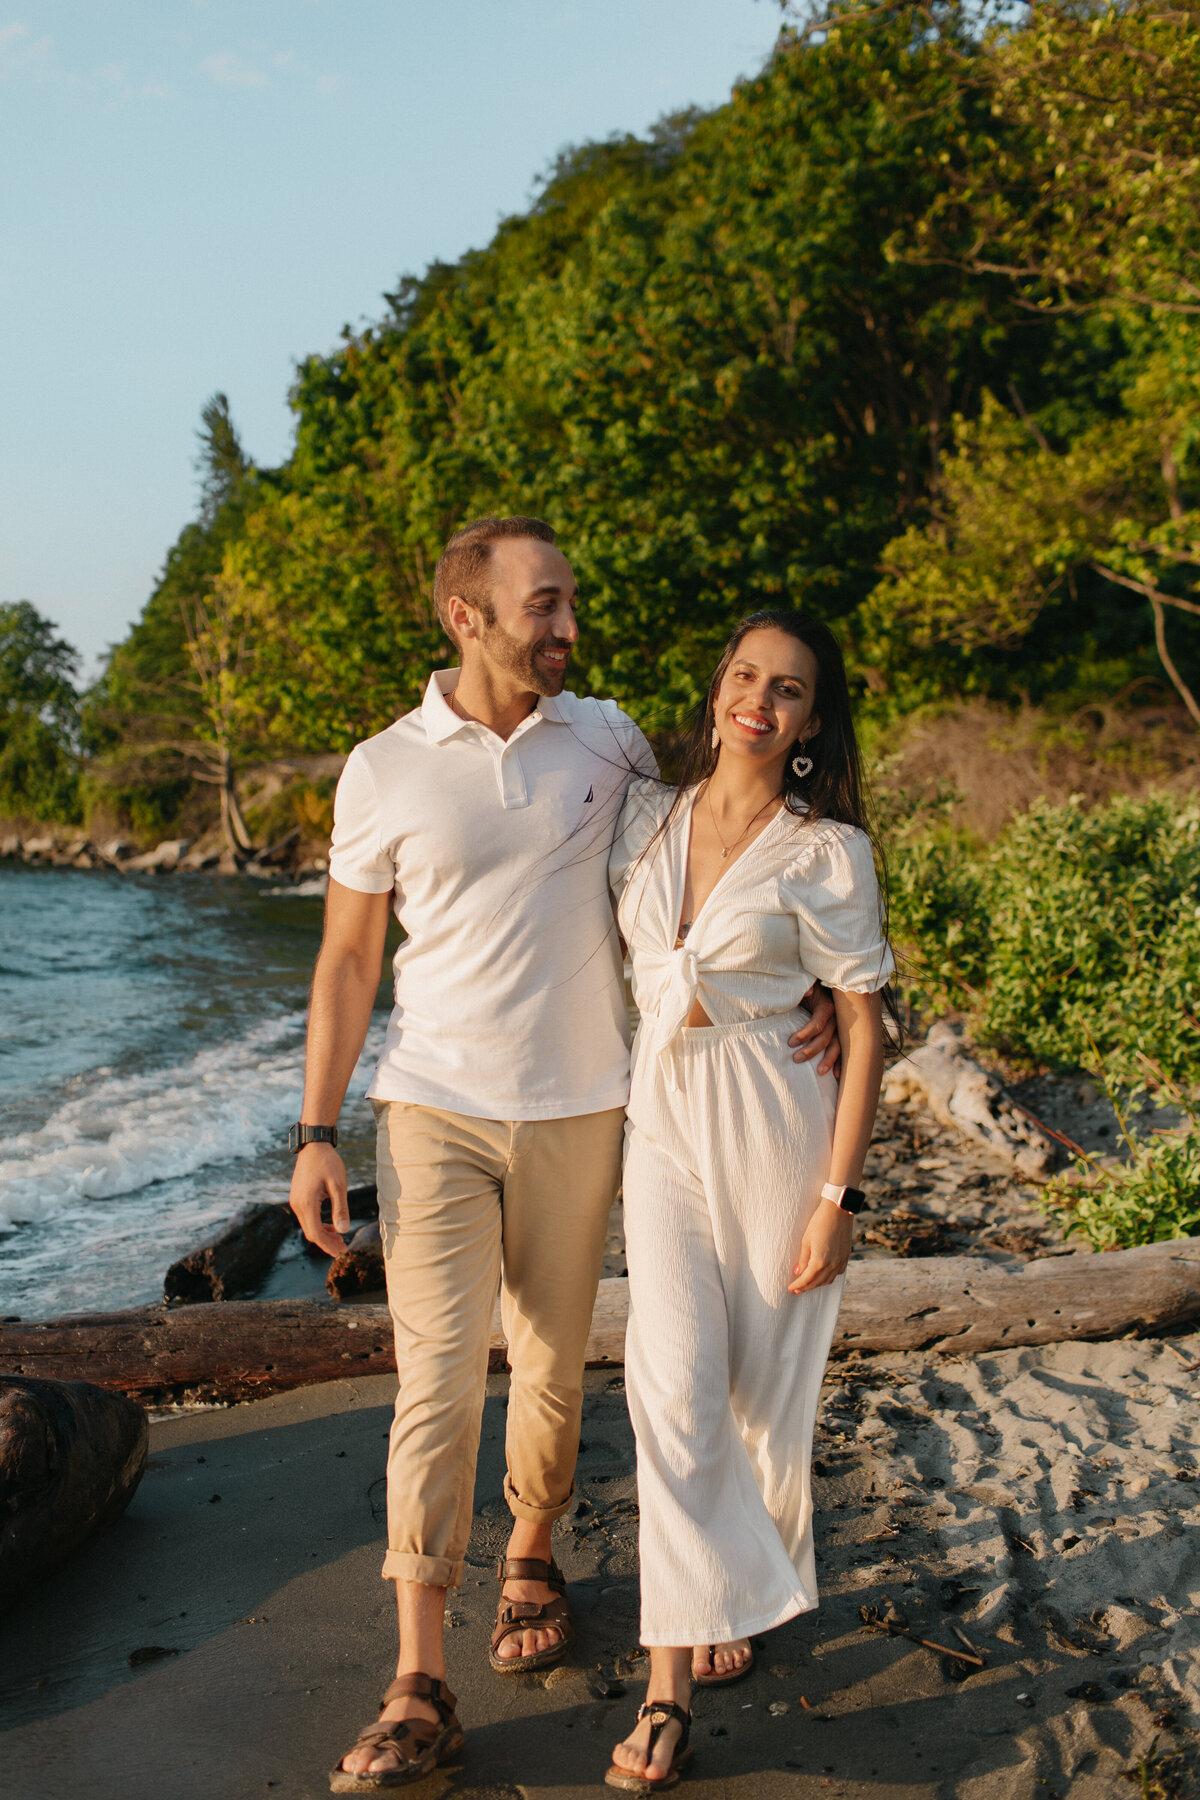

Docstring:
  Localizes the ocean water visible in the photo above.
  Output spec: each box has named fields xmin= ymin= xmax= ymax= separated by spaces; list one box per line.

xmin=0 ymin=865 xmax=389 ymax=1320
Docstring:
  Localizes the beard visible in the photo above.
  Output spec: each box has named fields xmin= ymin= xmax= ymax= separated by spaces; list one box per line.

xmin=479 ymin=617 xmax=571 ymax=696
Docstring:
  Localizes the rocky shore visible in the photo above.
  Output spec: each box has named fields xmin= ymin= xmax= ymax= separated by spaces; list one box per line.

xmin=0 ymin=825 xmax=328 ymax=881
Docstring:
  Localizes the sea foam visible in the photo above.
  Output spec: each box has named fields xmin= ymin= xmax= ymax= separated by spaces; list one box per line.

xmin=0 ymin=1014 xmax=317 ymax=1229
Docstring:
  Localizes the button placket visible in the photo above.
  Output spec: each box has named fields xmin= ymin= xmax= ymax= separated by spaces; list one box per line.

xmin=497 ymin=742 xmax=528 ymax=808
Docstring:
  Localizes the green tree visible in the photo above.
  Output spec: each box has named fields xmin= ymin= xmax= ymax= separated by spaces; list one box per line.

xmin=0 ymin=601 xmax=82 ymax=821
xmin=85 ymin=394 xmax=260 ymax=837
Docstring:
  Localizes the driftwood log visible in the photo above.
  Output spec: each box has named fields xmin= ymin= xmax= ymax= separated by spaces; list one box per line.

xmin=327 ymin=1221 xmax=385 ymax=1299
xmin=6 ymin=1242 xmax=1200 ymax=1406
xmin=164 ymin=1202 xmax=294 ymax=1303
xmin=882 ymin=1023 xmax=1055 ymax=1180
xmin=0 ymin=1376 xmax=148 ymax=1611
xmin=165 ymin=1183 xmax=381 ymax=1299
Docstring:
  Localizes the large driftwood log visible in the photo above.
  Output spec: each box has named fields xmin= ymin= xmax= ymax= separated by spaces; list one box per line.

xmin=6 ymin=1244 xmax=1200 ymax=1404
xmin=882 ymin=1022 xmax=1055 ymax=1179
xmin=838 ymin=1239 xmax=1200 ymax=1354
xmin=0 ymin=1377 xmax=148 ymax=1611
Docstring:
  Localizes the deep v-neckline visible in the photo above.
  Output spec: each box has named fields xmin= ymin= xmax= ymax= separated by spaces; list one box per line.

xmin=672 ymin=785 xmax=786 ymax=949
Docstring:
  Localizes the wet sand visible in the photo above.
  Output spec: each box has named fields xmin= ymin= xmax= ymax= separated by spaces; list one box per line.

xmin=3 ymin=1334 xmax=1197 ymax=1800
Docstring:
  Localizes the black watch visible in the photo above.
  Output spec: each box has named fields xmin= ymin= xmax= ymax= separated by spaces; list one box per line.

xmin=288 ymin=1122 xmax=338 ymax=1154
xmin=821 ymin=1182 xmax=866 ymax=1215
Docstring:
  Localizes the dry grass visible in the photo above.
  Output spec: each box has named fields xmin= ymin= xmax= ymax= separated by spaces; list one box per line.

xmin=874 ymin=699 xmax=1200 ymax=840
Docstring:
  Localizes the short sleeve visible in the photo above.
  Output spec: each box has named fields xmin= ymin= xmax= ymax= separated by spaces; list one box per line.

xmin=609 ymin=776 xmax=669 ymax=903
xmin=327 ymin=747 xmax=396 ymax=895
xmin=785 ymin=823 xmax=894 ymax=993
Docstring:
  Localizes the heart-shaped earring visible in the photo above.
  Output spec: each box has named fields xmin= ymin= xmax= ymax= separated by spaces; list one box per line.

xmin=791 ymin=746 xmax=814 ymax=779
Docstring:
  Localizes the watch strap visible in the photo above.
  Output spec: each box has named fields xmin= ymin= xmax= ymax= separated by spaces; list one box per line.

xmin=821 ymin=1181 xmax=866 ymax=1214
xmin=289 ymin=1122 xmax=339 ymax=1154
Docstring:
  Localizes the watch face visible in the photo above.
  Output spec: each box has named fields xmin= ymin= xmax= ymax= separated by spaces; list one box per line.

xmin=840 ymin=1187 xmax=866 ymax=1214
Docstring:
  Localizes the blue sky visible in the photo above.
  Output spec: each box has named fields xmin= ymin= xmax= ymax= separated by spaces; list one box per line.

xmin=1 ymin=1 xmax=783 ymax=675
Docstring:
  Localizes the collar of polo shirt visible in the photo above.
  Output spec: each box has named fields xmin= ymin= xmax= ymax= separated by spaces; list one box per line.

xmin=422 ymin=667 xmax=572 ymax=743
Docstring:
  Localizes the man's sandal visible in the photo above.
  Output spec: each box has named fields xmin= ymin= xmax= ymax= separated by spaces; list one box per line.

xmin=692 ymin=1641 xmax=755 ymax=1687
xmin=489 ymin=1555 xmax=574 ymax=1674
xmin=328 ymin=1674 xmax=464 ymax=1792
xmin=605 ymin=1700 xmax=693 ymax=1793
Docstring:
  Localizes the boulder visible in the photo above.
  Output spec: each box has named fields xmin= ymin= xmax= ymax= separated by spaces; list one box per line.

xmin=21 ymin=837 xmax=57 ymax=860
xmin=124 ymin=839 xmax=190 ymax=873
xmin=100 ymin=837 xmax=135 ymax=863
xmin=0 ymin=1376 xmax=147 ymax=1612
xmin=0 ymin=835 xmax=21 ymax=859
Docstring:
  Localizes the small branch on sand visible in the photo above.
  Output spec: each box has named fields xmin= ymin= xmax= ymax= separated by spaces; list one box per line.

xmin=860 ymin=1606 xmax=986 ymax=1669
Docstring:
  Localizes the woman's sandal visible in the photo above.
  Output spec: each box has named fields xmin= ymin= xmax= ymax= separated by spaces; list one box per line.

xmin=691 ymin=1641 xmax=756 ymax=1687
xmin=605 ymin=1699 xmax=693 ymax=1793
xmin=328 ymin=1673 xmax=464 ymax=1792
xmin=488 ymin=1555 xmax=574 ymax=1674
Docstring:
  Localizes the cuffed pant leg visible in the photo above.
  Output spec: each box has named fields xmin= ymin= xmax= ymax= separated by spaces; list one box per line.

xmin=376 ymin=1102 xmax=506 ymax=1589
xmin=499 ymin=1108 xmax=624 ymax=1523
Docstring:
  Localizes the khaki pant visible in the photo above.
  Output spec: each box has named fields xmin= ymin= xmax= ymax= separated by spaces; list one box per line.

xmin=375 ymin=1100 xmax=624 ymax=1588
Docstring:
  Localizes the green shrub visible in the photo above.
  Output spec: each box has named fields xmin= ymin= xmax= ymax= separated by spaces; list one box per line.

xmin=979 ymin=795 xmax=1200 ymax=1090
xmin=886 ymin=825 xmax=990 ymax=1019
xmin=887 ymin=792 xmax=1200 ymax=1091
xmin=1042 ymin=1120 xmax=1200 ymax=1250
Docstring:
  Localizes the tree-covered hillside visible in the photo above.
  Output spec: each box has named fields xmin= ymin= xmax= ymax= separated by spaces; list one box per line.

xmin=63 ymin=0 xmax=1200 ymax=837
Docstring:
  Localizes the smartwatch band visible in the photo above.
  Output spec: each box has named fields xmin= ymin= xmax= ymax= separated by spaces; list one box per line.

xmin=288 ymin=1122 xmax=339 ymax=1154
xmin=821 ymin=1181 xmax=866 ymax=1215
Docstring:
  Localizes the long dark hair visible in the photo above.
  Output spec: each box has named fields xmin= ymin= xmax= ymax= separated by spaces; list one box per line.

xmin=676 ymin=609 xmax=869 ymax=829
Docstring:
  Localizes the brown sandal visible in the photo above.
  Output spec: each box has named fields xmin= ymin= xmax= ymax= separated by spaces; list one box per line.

xmin=329 ymin=1673 xmax=464 ymax=1792
xmin=605 ymin=1699 xmax=693 ymax=1793
xmin=489 ymin=1555 xmax=574 ymax=1674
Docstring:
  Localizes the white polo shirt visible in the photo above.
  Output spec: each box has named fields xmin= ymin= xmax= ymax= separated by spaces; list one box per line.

xmin=329 ymin=669 xmax=657 ymax=1120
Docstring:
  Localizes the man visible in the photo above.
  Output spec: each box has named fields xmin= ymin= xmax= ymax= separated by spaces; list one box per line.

xmin=288 ymin=515 xmax=838 ymax=1788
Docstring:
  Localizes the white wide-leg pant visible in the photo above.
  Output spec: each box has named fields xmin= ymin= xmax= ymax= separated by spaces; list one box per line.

xmin=623 ymin=1012 xmax=844 ymax=1646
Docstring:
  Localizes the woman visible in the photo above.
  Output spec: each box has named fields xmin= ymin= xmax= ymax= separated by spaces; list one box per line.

xmin=605 ymin=611 xmax=893 ymax=1792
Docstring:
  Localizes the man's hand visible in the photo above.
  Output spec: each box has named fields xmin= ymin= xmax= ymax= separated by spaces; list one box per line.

xmin=289 ymin=1142 xmax=352 ymax=1259
xmin=789 ymin=982 xmax=841 ymax=1075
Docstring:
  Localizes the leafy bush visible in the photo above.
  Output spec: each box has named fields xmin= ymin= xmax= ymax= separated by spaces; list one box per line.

xmin=1042 ymin=1119 xmax=1200 ymax=1251
xmin=981 ymin=795 xmax=1200 ymax=1089
xmin=887 ymin=791 xmax=1200 ymax=1091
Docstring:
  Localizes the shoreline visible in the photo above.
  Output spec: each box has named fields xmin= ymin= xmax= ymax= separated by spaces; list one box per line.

xmin=4 ymin=1351 xmax=1197 ymax=1798
xmin=0 ymin=829 xmax=330 ymax=883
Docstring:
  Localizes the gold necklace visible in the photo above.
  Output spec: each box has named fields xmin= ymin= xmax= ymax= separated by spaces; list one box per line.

xmin=706 ymin=783 xmax=780 ymax=859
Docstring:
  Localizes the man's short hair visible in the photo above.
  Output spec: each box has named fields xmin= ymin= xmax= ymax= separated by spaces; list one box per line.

xmin=433 ymin=515 xmax=557 ymax=644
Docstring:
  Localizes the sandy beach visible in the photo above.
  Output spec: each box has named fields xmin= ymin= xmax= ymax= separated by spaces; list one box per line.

xmin=3 ymin=1316 xmax=1197 ymax=1800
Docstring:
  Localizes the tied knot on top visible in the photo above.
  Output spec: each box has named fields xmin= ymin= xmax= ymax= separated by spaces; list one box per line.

xmin=649 ymin=944 xmax=701 ymax=1061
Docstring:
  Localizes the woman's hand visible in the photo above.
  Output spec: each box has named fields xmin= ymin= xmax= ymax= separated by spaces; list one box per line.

xmin=789 ymin=1200 xmax=853 ymax=1293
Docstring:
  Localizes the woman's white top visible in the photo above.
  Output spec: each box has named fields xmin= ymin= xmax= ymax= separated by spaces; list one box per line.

xmin=609 ymin=778 xmax=894 ymax=1058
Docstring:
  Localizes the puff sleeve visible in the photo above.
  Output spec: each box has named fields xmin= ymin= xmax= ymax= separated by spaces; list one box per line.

xmin=784 ymin=822 xmax=894 ymax=994
xmin=328 ymin=746 xmax=396 ymax=894
xmin=609 ymin=776 xmax=670 ymax=904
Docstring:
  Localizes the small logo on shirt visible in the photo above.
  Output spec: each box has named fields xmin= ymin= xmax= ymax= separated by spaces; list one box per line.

xmin=584 ymin=785 xmax=594 ymax=803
